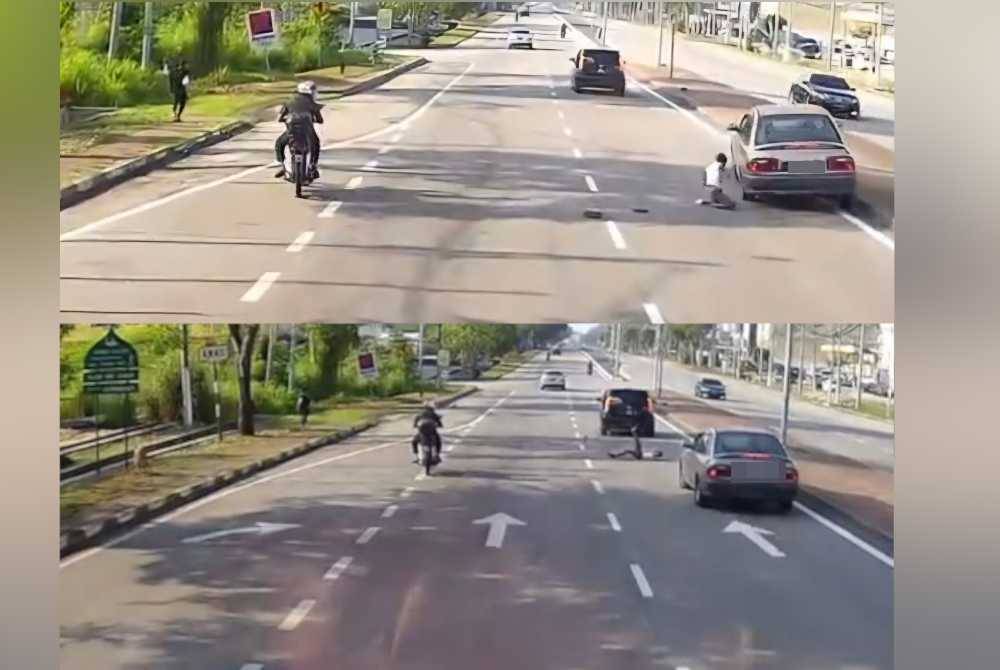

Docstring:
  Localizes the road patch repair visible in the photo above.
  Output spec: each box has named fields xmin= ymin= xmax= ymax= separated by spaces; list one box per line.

xmin=59 ymin=385 xmax=478 ymax=558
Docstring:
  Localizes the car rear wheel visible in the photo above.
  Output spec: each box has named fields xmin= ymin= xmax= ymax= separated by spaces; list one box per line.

xmin=694 ymin=478 xmax=711 ymax=508
xmin=742 ymin=190 xmax=757 ymax=202
xmin=617 ymin=86 xmax=625 ymax=97
xmin=838 ymin=193 xmax=855 ymax=209
xmin=777 ymin=499 xmax=794 ymax=513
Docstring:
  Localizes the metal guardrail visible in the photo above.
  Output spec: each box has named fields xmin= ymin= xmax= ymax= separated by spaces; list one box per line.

xmin=60 ymin=423 xmax=167 ymax=456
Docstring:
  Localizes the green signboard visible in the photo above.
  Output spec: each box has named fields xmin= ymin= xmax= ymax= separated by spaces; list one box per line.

xmin=83 ymin=328 xmax=139 ymax=394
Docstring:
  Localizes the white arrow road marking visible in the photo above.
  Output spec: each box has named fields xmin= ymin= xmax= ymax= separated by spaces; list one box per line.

xmin=279 ymin=599 xmax=315 ymax=631
xmin=240 ymin=272 xmax=280 ymax=303
xmin=630 ymin=564 xmax=654 ymax=598
xmin=606 ymin=221 xmax=627 ymax=250
xmin=286 ymin=231 xmax=314 ymax=253
xmin=724 ymin=520 xmax=786 ymax=558
xmin=584 ymin=175 xmax=599 ymax=192
xmin=607 ymin=513 xmax=621 ymax=532
xmin=356 ymin=526 xmax=380 ymax=545
xmin=345 ymin=176 xmax=363 ymax=190
xmin=318 ymin=200 xmax=342 ymax=218
xmin=324 ymin=556 xmax=353 ymax=580
xmin=381 ymin=504 xmax=398 ymax=519
xmin=182 ymin=521 xmax=299 ymax=544
xmin=473 ymin=512 xmax=526 ymax=548
xmin=591 ymin=480 xmax=605 ymax=495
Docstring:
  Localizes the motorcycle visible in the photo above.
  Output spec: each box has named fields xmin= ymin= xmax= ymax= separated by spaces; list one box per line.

xmin=284 ymin=127 xmax=314 ymax=198
xmin=416 ymin=438 xmax=441 ymax=476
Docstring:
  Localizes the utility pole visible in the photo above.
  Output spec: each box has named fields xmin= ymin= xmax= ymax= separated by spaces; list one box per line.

xmin=669 ymin=17 xmax=676 ymax=79
xmin=827 ymin=0 xmax=837 ymax=71
xmin=874 ymin=1 xmax=884 ymax=86
xmin=656 ymin=0 xmax=665 ymax=66
xmin=855 ymin=324 xmax=866 ymax=410
xmin=797 ymin=324 xmax=806 ymax=396
xmin=181 ymin=325 xmax=194 ymax=427
xmin=107 ymin=1 xmax=124 ymax=62
xmin=141 ymin=2 xmax=154 ymax=69
xmin=417 ymin=323 xmax=425 ymax=376
xmin=347 ymin=1 xmax=357 ymax=48
xmin=287 ymin=325 xmax=296 ymax=392
xmin=653 ymin=324 xmax=664 ymax=398
xmin=602 ymin=0 xmax=609 ymax=45
xmin=766 ymin=327 xmax=775 ymax=388
xmin=780 ymin=324 xmax=793 ymax=447
xmin=784 ymin=1 xmax=793 ymax=62
xmin=770 ymin=3 xmax=780 ymax=56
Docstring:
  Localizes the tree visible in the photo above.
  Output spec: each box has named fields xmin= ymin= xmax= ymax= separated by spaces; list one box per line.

xmin=191 ymin=1 xmax=229 ymax=74
xmin=306 ymin=324 xmax=359 ymax=392
xmin=443 ymin=325 xmax=519 ymax=368
xmin=228 ymin=325 xmax=260 ymax=435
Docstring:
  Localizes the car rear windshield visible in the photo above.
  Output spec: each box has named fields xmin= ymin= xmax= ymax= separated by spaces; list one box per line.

xmin=582 ymin=50 xmax=620 ymax=67
xmin=609 ymin=390 xmax=647 ymax=407
xmin=701 ymin=379 xmax=723 ymax=386
xmin=715 ymin=433 xmax=786 ymax=456
xmin=755 ymin=114 xmax=842 ymax=145
xmin=511 ymin=28 xmax=529 ymax=33
xmin=544 ymin=371 xmax=563 ymax=377
xmin=809 ymin=74 xmax=850 ymax=90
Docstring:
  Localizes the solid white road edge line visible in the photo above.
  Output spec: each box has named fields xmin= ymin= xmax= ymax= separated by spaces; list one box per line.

xmin=279 ymin=599 xmax=316 ymax=631
xmin=838 ymin=209 xmax=895 ymax=251
xmin=630 ymin=563 xmax=654 ymax=598
xmin=61 ymin=63 xmax=475 ymax=241
xmin=286 ymin=231 xmax=314 ymax=253
xmin=240 ymin=272 xmax=281 ymax=303
xmin=606 ymin=220 xmax=627 ymax=249
xmin=653 ymin=413 xmax=894 ymax=569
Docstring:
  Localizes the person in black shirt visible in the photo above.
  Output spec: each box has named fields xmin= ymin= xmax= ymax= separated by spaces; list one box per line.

xmin=168 ymin=59 xmax=190 ymax=122
xmin=274 ymin=81 xmax=324 ymax=180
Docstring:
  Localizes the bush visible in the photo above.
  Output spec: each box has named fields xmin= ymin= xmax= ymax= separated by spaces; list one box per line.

xmin=60 ymin=48 xmax=169 ymax=107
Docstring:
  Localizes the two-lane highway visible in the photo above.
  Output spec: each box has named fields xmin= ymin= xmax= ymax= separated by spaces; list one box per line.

xmin=61 ymin=353 xmax=892 ymax=670
xmin=60 ymin=12 xmax=893 ymax=324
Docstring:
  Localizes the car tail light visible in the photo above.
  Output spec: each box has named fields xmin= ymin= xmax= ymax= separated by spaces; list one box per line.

xmin=826 ymin=155 xmax=855 ymax=173
xmin=785 ymin=467 xmax=799 ymax=482
xmin=746 ymin=157 xmax=781 ymax=174
xmin=707 ymin=465 xmax=732 ymax=480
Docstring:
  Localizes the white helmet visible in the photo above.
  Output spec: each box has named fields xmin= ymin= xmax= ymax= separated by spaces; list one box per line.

xmin=297 ymin=80 xmax=317 ymax=98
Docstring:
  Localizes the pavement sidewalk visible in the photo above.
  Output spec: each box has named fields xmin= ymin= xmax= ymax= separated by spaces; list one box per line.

xmin=660 ymin=389 xmax=893 ymax=539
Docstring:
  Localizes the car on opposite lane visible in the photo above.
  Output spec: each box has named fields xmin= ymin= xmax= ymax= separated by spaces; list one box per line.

xmin=507 ymin=27 xmax=533 ymax=49
xmin=540 ymin=370 xmax=566 ymax=390
xmin=788 ymin=73 xmax=861 ymax=118
xmin=694 ymin=378 xmax=727 ymax=400
xmin=728 ymin=104 xmax=857 ymax=207
xmin=570 ymin=48 xmax=626 ymax=96
xmin=598 ymin=388 xmax=655 ymax=437
xmin=679 ymin=428 xmax=799 ymax=511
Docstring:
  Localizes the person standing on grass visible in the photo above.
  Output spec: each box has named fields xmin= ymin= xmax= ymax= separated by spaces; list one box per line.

xmin=168 ymin=59 xmax=191 ymax=122
xmin=696 ymin=152 xmax=736 ymax=210
xmin=296 ymin=391 xmax=312 ymax=428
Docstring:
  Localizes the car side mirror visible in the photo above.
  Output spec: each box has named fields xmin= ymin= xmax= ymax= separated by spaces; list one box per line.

xmin=569 ymin=57 xmax=576 ymax=63
xmin=726 ymin=122 xmax=739 ymax=131
xmin=682 ymin=440 xmax=695 ymax=450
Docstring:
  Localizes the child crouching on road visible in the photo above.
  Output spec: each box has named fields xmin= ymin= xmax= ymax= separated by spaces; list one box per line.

xmin=696 ymin=153 xmax=736 ymax=210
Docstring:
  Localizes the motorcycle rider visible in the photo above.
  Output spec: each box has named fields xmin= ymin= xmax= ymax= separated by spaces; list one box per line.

xmin=411 ymin=401 xmax=443 ymax=463
xmin=274 ymin=80 xmax=323 ymax=181
xmin=587 ymin=360 xmax=594 ymax=376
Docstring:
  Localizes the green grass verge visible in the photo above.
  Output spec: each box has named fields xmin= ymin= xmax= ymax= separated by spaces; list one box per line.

xmin=429 ymin=26 xmax=480 ymax=48
xmin=480 ymin=351 xmax=533 ymax=381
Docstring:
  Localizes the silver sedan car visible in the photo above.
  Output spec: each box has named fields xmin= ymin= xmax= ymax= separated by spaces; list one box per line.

xmin=539 ymin=370 xmax=566 ymax=391
xmin=679 ymin=427 xmax=799 ymax=512
xmin=727 ymin=104 xmax=857 ymax=207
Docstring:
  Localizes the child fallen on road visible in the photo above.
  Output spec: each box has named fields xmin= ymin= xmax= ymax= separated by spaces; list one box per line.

xmin=696 ymin=153 xmax=736 ymax=210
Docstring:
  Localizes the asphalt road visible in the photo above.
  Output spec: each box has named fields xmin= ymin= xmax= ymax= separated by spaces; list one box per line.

xmin=60 ymin=13 xmax=894 ymax=324
xmin=585 ymin=346 xmax=894 ymax=469
xmin=60 ymin=354 xmax=893 ymax=670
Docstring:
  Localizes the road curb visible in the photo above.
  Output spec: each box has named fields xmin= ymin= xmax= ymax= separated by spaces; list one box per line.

xmin=59 ymin=57 xmax=429 ymax=211
xmin=59 ymin=421 xmax=377 ymax=558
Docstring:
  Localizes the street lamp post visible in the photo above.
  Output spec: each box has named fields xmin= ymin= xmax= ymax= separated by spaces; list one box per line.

xmin=780 ymin=324 xmax=793 ymax=447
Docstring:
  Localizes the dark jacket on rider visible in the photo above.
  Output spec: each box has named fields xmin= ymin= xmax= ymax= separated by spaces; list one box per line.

xmin=412 ymin=408 xmax=443 ymax=452
xmin=275 ymin=93 xmax=324 ymax=166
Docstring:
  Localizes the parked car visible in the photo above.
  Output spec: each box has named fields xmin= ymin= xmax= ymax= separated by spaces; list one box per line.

xmin=679 ymin=428 xmax=798 ymax=511
xmin=694 ymin=378 xmax=727 ymax=400
xmin=727 ymin=104 xmax=857 ymax=207
xmin=788 ymin=73 xmax=861 ymax=119
xmin=791 ymin=35 xmax=822 ymax=59
xmin=540 ymin=370 xmax=566 ymax=390
xmin=598 ymin=388 xmax=655 ymax=437
xmin=822 ymin=377 xmax=856 ymax=392
xmin=570 ymin=48 xmax=626 ymax=96
xmin=507 ymin=27 xmax=533 ymax=49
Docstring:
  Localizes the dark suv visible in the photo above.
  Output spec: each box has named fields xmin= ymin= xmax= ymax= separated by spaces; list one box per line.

xmin=598 ymin=388 xmax=655 ymax=437
xmin=788 ymin=73 xmax=860 ymax=118
xmin=570 ymin=48 xmax=626 ymax=96
xmin=694 ymin=378 xmax=727 ymax=400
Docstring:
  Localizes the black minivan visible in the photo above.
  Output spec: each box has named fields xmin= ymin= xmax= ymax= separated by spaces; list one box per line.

xmin=599 ymin=388 xmax=655 ymax=437
xmin=570 ymin=48 xmax=626 ymax=96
